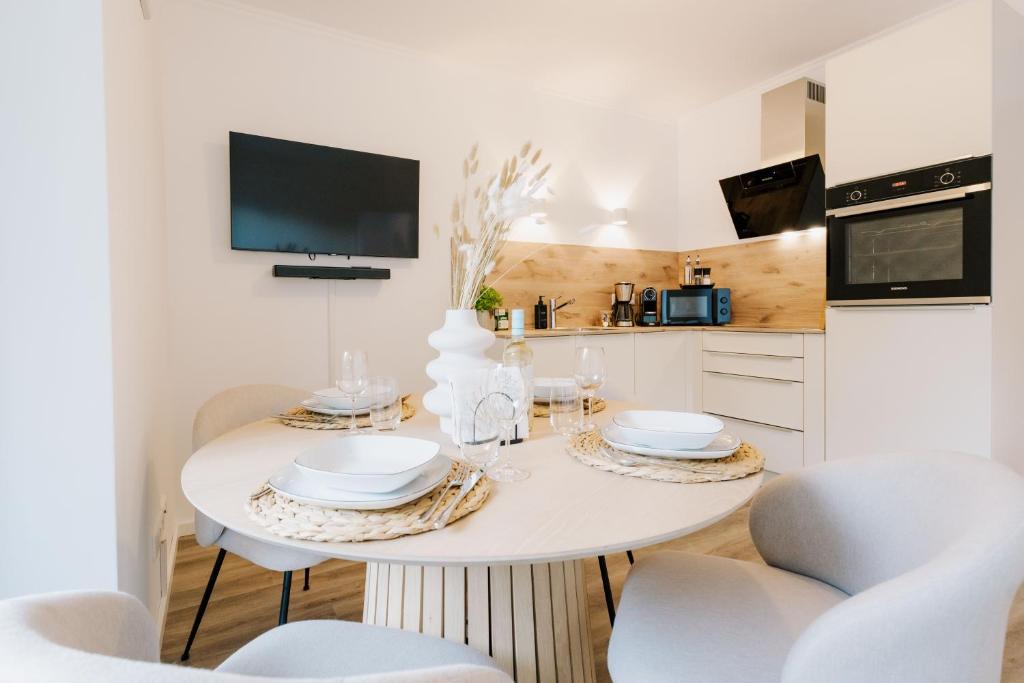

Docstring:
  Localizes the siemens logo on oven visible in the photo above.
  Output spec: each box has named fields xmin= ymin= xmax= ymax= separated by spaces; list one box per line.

xmin=890 ymin=286 xmax=909 ymax=291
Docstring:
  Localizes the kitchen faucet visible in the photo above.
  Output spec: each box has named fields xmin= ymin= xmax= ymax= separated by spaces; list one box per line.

xmin=548 ymin=295 xmax=575 ymax=329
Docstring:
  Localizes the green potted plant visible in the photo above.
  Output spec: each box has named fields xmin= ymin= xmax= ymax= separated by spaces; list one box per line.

xmin=474 ymin=285 xmax=503 ymax=329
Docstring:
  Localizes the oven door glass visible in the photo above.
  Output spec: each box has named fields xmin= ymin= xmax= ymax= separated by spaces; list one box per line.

xmin=827 ymin=191 xmax=990 ymax=303
xmin=846 ymin=207 xmax=963 ymax=284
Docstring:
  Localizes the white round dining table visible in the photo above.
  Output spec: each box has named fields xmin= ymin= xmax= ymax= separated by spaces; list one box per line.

xmin=182 ymin=398 xmax=763 ymax=683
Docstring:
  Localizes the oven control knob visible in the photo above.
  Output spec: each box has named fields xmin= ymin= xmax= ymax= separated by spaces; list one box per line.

xmin=849 ymin=189 xmax=863 ymax=201
xmin=939 ymin=171 xmax=956 ymax=185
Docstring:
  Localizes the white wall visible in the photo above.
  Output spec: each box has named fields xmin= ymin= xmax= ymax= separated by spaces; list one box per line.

xmin=104 ymin=0 xmax=176 ymax=616
xmin=990 ymin=0 xmax=1024 ymax=471
xmin=826 ymin=0 xmax=993 ymax=184
xmin=0 ymin=1 xmax=120 ymax=597
xmin=157 ymin=0 xmax=679 ymax=524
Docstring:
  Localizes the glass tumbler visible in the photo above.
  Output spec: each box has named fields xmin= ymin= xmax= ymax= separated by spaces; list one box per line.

xmin=548 ymin=380 xmax=583 ymax=437
xmin=368 ymin=376 xmax=401 ymax=431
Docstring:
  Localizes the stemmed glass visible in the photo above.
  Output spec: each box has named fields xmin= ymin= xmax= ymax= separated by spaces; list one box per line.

xmin=483 ymin=364 xmax=530 ymax=482
xmin=573 ymin=346 xmax=606 ymax=431
xmin=449 ymin=371 xmax=502 ymax=474
xmin=337 ymin=349 xmax=369 ymax=433
xmin=549 ymin=381 xmax=583 ymax=437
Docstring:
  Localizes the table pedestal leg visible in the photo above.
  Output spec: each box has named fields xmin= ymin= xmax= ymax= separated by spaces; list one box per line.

xmin=363 ymin=559 xmax=596 ymax=683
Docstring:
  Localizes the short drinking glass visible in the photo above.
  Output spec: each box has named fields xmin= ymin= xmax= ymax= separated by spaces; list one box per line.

xmin=548 ymin=380 xmax=582 ymax=437
xmin=368 ymin=376 xmax=401 ymax=431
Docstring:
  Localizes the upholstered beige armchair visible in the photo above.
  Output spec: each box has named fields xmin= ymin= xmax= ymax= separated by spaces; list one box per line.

xmin=0 ymin=590 xmax=510 ymax=682
xmin=608 ymin=452 xmax=1024 ymax=682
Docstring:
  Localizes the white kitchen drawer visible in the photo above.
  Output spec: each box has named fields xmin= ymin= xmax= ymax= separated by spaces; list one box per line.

xmin=710 ymin=413 xmax=804 ymax=474
xmin=702 ymin=371 xmax=803 ymax=430
xmin=702 ymin=331 xmax=804 ymax=357
xmin=701 ymin=350 xmax=803 ymax=382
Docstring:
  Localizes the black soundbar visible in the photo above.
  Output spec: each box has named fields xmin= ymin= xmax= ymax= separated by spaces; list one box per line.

xmin=272 ymin=265 xmax=391 ymax=280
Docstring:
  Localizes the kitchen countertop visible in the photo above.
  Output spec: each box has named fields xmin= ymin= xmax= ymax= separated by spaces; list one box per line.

xmin=494 ymin=324 xmax=824 ymax=338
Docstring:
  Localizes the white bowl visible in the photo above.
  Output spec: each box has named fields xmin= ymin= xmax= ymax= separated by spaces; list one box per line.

xmin=533 ymin=377 xmax=576 ymax=403
xmin=611 ymin=410 xmax=724 ymax=450
xmin=293 ymin=435 xmax=441 ymax=493
xmin=312 ymin=388 xmax=373 ymax=410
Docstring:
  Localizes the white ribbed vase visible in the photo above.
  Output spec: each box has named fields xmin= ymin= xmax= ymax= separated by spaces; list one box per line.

xmin=423 ymin=309 xmax=497 ymax=435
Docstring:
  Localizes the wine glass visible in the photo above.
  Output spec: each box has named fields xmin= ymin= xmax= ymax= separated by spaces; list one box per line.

xmin=483 ymin=364 xmax=530 ymax=482
xmin=548 ymin=380 xmax=582 ymax=437
xmin=368 ymin=376 xmax=400 ymax=431
xmin=336 ymin=349 xmax=369 ymax=433
xmin=449 ymin=371 xmax=501 ymax=473
xmin=573 ymin=346 xmax=606 ymax=431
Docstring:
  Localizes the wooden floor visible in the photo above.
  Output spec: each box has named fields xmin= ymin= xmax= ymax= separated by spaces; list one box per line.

xmin=162 ymin=505 xmax=1024 ymax=681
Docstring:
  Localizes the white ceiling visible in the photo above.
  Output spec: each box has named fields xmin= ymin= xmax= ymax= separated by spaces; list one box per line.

xmin=232 ymin=0 xmax=951 ymax=119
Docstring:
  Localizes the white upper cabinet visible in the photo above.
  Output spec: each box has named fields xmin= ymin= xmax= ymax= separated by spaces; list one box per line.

xmin=825 ymin=0 xmax=992 ymax=184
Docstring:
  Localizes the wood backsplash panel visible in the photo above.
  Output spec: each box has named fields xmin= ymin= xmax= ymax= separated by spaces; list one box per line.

xmin=680 ymin=232 xmax=826 ymax=329
xmin=488 ymin=241 xmax=679 ymax=328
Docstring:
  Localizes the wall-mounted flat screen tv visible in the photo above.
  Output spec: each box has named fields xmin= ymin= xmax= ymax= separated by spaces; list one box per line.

xmin=230 ymin=132 xmax=420 ymax=258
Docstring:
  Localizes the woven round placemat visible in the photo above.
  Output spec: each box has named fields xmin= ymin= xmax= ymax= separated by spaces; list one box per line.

xmin=567 ymin=430 xmax=763 ymax=483
xmin=245 ymin=462 xmax=491 ymax=543
xmin=533 ymin=397 xmax=606 ymax=419
xmin=278 ymin=399 xmax=416 ymax=430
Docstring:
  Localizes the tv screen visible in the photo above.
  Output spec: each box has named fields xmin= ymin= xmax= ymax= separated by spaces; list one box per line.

xmin=230 ymin=132 xmax=419 ymax=258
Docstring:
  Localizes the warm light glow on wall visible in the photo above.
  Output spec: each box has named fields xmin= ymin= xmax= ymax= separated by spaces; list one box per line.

xmin=611 ymin=208 xmax=629 ymax=226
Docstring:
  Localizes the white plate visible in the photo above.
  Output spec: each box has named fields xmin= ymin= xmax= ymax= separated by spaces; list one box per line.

xmin=311 ymin=388 xmax=374 ymax=411
xmin=294 ymin=435 xmax=441 ymax=493
xmin=268 ymin=455 xmax=451 ymax=509
xmin=301 ymin=399 xmax=370 ymax=417
xmin=611 ymin=410 xmax=724 ymax=449
xmin=602 ymin=425 xmax=740 ymax=459
xmin=533 ymin=377 xmax=576 ymax=404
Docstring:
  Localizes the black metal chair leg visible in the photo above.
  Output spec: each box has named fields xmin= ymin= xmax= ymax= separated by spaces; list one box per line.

xmin=303 ymin=567 xmax=310 ymax=591
xmin=626 ymin=550 xmax=635 ymax=565
xmin=598 ymin=555 xmax=615 ymax=625
xmin=279 ymin=571 xmax=293 ymax=625
xmin=181 ymin=548 xmax=227 ymax=661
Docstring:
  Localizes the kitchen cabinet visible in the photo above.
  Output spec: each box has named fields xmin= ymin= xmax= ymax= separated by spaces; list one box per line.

xmin=490 ymin=328 xmax=825 ymax=473
xmin=634 ymin=332 xmax=698 ymax=411
xmin=577 ymin=333 xmax=636 ymax=402
xmin=825 ymin=305 xmax=991 ymax=461
xmin=699 ymin=331 xmax=824 ymax=474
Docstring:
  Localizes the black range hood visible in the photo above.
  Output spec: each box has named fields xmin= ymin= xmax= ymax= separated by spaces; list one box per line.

xmin=718 ymin=153 xmax=825 ymax=239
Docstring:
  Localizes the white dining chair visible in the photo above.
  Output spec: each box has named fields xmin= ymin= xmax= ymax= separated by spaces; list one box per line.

xmin=0 ymin=590 xmax=511 ymax=682
xmin=182 ymin=384 xmax=328 ymax=661
xmin=608 ymin=452 xmax=1024 ymax=683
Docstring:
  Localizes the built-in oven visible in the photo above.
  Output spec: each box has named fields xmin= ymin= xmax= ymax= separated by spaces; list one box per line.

xmin=826 ymin=155 xmax=991 ymax=306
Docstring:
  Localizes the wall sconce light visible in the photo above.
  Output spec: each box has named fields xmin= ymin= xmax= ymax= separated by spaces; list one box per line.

xmin=530 ymin=198 xmax=548 ymax=224
xmin=611 ymin=208 xmax=629 ymax=226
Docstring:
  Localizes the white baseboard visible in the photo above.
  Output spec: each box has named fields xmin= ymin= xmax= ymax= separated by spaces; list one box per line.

xmin=178 ymin=518 xmax=196 ymax=537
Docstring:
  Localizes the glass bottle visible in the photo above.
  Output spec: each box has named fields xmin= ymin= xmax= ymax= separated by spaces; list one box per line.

xmin=502 ymin=309 xmax=534 ymax=438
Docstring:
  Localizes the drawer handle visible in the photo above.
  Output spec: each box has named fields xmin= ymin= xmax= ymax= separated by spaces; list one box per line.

xmin=704 ymin=412 xmax=803 ymax=434
xmin=703 ymin=350 xmax=799 ymax=360
xmin=704 ymin=370 xmax=799 ymax=384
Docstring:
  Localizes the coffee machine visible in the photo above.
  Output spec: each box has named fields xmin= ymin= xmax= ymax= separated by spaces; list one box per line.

xmin=637 ymin=286 xmax=659 ymax=326
xmin=612 ymin=282 xmax=635 ymax=327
